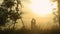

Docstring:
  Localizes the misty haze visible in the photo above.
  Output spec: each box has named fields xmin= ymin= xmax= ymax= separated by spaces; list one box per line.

xmin=0 ymin=0 xmax=60 ymax=34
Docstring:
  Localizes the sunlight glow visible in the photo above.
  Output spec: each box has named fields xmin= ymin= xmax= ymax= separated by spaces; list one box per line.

xmin=28 ymin=0 xmax=57 ymax=17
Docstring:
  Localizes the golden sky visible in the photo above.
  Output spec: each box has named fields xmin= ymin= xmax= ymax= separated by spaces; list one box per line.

xmin=0 ymin=0 xmax=59 ymax=30
xmin=19 ymin=0 xmax=59 ymax=30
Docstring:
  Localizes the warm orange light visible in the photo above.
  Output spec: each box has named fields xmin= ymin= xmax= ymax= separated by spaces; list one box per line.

xmin=28 ymin=0 xmax=57 ymax=17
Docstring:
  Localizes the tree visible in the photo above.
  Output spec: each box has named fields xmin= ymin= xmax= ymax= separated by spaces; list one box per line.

xmin=0 ymin=7 xmax=8 ymax=26
xmin=52 ymin=0 xmax=60 ymax=31
xmin=58 ymin=0 xmax=60 ymax=26
xmin=58 ymin=0 xmax=60 ymax=31
xmin=0 ymin=0 xmax=24 ymax=29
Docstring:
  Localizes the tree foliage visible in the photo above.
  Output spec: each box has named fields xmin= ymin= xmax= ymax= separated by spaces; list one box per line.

xmin=0 ymin=0 xmax=23 ymax=28
xmin=0 ymin=7 xmax=8 ymax=26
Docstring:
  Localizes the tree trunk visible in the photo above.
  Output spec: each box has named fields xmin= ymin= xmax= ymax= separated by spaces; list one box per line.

xmin=21 ymin=18 xmax=25 ymax=29
xmin=13 ymin=21 xmax=16 ymax=30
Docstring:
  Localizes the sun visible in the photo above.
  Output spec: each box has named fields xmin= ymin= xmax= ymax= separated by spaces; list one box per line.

xmin=28 ymin=0 xmax=54 ymax=17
